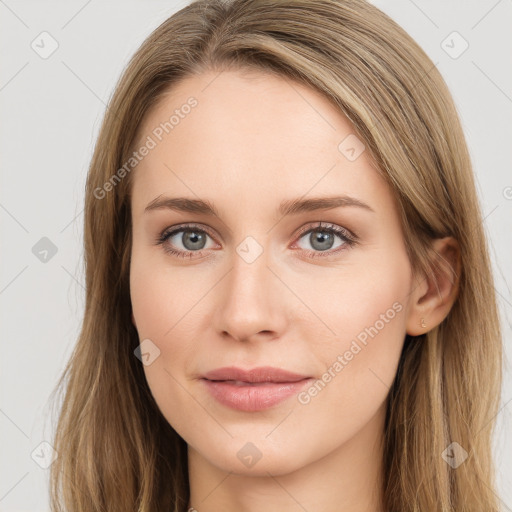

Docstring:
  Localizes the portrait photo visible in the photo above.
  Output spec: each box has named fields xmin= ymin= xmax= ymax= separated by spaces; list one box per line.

xmin=1 ymin=1 xmax=511 ymax=511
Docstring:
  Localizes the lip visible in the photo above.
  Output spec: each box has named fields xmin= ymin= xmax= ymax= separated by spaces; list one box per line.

xmin=201 ymin=366 xmax=313 ymax=412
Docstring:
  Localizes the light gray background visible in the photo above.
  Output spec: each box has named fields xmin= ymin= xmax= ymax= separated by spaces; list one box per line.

xmin=1 ymin=1 xmax=511 ymax=510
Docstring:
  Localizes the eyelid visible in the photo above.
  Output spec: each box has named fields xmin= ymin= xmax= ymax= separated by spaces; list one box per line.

xmin=157 ymin=222 xmax=218 ymax=242
xmin=293 ymin=222 xmax=355 ymax=242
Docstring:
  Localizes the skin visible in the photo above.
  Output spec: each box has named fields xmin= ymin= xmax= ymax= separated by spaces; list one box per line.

xmin=129 ymin=69 xmax=460 ymax=512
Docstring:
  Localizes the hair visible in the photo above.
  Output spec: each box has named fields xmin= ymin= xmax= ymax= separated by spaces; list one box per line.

xmin=48 ymin=0 xmax=503 ymax=510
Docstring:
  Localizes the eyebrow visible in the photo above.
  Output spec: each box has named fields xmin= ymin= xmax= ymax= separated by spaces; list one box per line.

xmin=144 ymin=195 xmax=375 ymax=216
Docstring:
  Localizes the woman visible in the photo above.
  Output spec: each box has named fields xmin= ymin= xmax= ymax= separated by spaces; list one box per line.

xmin=49 ymin=0 xmax=503 ymax=510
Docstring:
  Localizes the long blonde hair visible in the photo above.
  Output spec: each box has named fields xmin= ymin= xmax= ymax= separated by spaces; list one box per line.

xmin=49 ymin=0 xmax=503 ymax=510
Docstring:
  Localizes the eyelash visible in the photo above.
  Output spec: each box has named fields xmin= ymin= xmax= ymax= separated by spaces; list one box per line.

xmin=155 ymin=222 xmax=358 ymax=260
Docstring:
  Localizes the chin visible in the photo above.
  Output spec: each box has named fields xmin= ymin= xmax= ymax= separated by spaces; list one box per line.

xmin=188 ymin=434 xmax=313 ymax=477
xmin=212 ymin=450 xmax=303 ymax=477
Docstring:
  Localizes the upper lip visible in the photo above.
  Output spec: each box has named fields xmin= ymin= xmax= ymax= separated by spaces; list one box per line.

xmin=202 ymin=366 xmax=310 ymax=383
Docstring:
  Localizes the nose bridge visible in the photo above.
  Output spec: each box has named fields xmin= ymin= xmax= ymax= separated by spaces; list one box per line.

xmin=214 ymin=235 xmax=287 ymax=341
xmin=227 ymin=237 xmax=273 ymax=310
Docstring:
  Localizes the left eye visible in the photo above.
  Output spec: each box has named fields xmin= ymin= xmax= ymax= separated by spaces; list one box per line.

xmin=299 ymin=227 xmax=350 ymax=252
xmin=293 ymin=223 xmax=356 ymax=257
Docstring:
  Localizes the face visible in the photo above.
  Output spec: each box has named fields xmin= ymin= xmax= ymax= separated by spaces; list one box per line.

xmin=129 ymin=69 xmax=415 ymax=476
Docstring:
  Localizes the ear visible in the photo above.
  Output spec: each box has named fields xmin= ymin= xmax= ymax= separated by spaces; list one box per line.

xmin=131 ymin=312 xmax=137 ymax=329
xmin=406 ymin=237 xmax=461 ymax=336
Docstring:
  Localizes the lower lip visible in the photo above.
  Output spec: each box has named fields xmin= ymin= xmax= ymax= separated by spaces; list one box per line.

xmin=202 ymin=378 xmax=313 ymax=412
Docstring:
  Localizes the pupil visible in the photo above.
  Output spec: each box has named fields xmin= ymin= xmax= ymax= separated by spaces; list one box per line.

xmin=311 ymin=231 xmax=333 ymax=251
xmin=184 ymin=231 xmax=205 ymax=250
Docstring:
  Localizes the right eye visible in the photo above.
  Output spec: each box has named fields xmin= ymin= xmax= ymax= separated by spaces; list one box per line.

xmin=156 ymin=224 xmax=218 ymax=259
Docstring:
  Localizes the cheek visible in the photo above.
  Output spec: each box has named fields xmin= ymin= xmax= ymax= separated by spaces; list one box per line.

xmin=130 ymin=256 xmax=205 ymax=437
xmin=130 ymin=267 xmax=172 ymax=339
xmin=130 ymin=248 xmax=202 ymax=339
xmin=311 ymin=252 xmax=408 ymax=377
xmin=129 ymin=250 xmax=216 ymax=401
xmin=291 ymin=254 xmax=409 ymax=442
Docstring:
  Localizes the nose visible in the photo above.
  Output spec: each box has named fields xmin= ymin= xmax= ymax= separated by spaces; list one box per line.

xmin=213 ymin=244 xmax=289 ymax=343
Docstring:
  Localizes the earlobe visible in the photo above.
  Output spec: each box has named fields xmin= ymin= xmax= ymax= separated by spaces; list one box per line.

xmin=406 ymin=237 xmax=461 ymax=336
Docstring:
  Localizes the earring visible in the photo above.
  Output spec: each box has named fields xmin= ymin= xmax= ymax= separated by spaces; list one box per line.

xmin=420 ymin=317 xmax=426 ymax=329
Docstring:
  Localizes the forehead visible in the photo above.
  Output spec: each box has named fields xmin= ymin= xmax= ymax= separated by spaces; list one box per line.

xmin=137 ymin=68 xmax=354 ymax=159
xmin=131 ymin=69 xmax=390 ymax=216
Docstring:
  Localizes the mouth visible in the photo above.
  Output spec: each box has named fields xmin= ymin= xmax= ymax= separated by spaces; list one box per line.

xmin=202 ymin=365 xmax=310 ymax=383
xmin=210 ymin=380 xmax=293 ymax=386
xmin=201 ymin=366 xmax=313 ymax=412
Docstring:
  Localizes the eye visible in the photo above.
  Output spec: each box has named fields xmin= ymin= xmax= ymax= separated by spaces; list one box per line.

xmin=156 ymin=222 xmax=358 ymax=260
xmin=292 ymin=222 xmax=358 ymax=259
xmin=156 ymin=224 xmax=217 ymax=259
